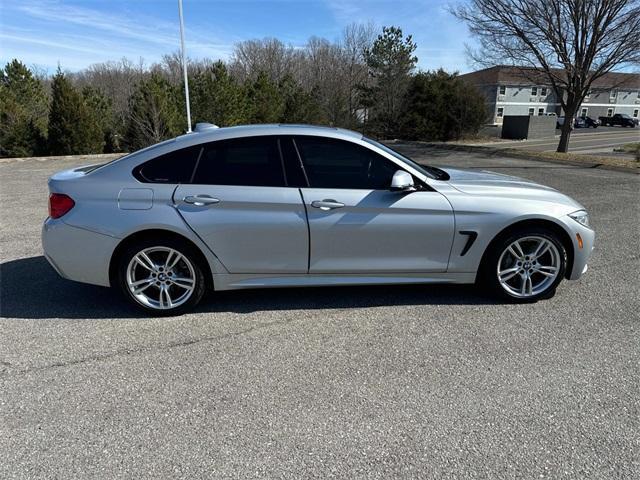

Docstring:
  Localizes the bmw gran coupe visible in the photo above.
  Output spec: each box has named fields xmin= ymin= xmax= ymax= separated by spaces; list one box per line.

xmin=43 ymin=124 xmax=594 ymax=314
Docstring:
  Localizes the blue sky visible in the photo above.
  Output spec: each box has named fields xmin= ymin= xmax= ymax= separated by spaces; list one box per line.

xmin=0 ymin=0 xmax=475 ymax=73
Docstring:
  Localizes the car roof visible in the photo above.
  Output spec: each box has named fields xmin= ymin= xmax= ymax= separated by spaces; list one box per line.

xmin=174 ymin=123 xmax=363 ymax=145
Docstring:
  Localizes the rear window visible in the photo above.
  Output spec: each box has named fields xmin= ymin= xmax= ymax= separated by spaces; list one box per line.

xmin=133 ymin=146 xmax=201 ymax=183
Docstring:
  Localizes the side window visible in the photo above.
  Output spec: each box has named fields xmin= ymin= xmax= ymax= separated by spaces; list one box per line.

xmin=294 ymin=136 xmax=399 ymax=190
xmin=193 ymin=136 xmax=286 ymax=187
xmin=133 ymin=145 xmax=201 ymax=183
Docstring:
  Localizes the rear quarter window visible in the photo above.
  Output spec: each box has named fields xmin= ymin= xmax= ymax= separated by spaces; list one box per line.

xmin=133 ymin=145 xmax=201 ymax=183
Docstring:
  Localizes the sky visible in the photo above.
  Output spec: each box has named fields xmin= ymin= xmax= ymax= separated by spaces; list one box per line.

xmin=0 ymin=0 xmax=476 ymax=74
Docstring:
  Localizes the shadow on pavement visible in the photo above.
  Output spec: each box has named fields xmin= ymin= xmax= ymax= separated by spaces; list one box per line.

xmin=1 ymin=256 xmax=501 ymax=320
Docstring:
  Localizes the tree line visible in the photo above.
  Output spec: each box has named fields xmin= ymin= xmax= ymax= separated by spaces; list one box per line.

xmin=0 ymin=24 xmax=488 ymax=158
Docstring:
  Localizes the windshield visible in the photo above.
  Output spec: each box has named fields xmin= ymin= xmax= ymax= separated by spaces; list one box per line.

xmin=363 ymin=138 xmax=449 ymax=180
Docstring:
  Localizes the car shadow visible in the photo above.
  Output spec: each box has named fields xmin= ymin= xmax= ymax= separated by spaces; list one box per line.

xmin=1 ymin=256 xmax=502 ymax=320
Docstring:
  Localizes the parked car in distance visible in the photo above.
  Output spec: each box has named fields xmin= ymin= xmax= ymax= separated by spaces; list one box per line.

xmin=583 ymin=116 xmax=600 ymax=128
xmin=574 ymin=116 xmax=600 ymax=128
xmin=42 ymin=124 xmax=595 ymax=314
xmin=599 ymin=113 xmax=638 ymax=127
xmin=555 ymin=116 xmax=572 ymax=129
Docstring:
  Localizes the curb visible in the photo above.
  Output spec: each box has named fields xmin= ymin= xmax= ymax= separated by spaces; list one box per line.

xmin=0 ymin=153 xmax=126 ymax=165
xmin=419 ymin=142 xmax=639 ymax=175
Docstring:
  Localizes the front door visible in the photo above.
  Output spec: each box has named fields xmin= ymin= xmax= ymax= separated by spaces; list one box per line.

xmin=293 ymin=136 xmax=454 ymax=273
xmin=175 ymin=136 xmax=308 ymax=274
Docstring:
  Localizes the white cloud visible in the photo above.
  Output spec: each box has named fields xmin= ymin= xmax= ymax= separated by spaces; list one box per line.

xmin=2 ymin=0 xmax=234 ymax=71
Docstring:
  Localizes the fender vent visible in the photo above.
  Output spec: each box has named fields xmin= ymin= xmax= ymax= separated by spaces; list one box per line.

xmin=459 ymin=231 xmax=478 ymax=256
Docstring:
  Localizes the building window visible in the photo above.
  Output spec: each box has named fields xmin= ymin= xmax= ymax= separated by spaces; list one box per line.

xmin=581 ymin=108 xmax=588 ymax=118
xmin=496 ymin=107 xmax=504 ymax=118
xmin=498 ymin=85 xmax=506 ymax=95
xmin=585 ymin=90 xmax=592 ymax=99
xmin=540 ymin=87 xmax=547 ymax=96
xmin=610 ymin=90 xmax=617 ymax=100
xmin=531 ymin=86 xmax=538 ymax=96
xmin=538 ymin=108 xmax=545 ymax=116
xmin=607 ymin=108 xmax=614 ymax=117
xmin=528 ymin=108 xmax=535 ymax=116
xmin=634 ymin=109 xmax=639 ymax=118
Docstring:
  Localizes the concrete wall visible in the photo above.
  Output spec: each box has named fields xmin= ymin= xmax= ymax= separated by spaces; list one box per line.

xmin=501 ymin=115 xmax=557 ymax=140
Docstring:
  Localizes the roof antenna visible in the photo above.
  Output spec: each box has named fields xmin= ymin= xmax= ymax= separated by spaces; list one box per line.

xmin=178 ymin=0 xmax=192 ymax=133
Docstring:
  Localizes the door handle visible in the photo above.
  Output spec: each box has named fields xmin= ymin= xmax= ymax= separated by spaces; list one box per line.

xmin=311 ymin=199 xmax=345 ymax=211
xmin=183 ymin=195 xmax=220 ymax=206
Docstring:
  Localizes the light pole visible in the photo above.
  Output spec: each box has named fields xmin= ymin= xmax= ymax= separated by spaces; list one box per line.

xmin=178 ymin=0 xmax=192 ymax=133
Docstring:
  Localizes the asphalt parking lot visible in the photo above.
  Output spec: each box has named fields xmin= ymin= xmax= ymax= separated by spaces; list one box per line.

xmin=1 ymin=148 xmax=639 ymax=479
xmin=483 ymin=126 xmax=639 ymax=156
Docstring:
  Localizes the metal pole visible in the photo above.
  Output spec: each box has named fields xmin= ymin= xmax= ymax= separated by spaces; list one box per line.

xmin=178 ymin=0 xmax=192 ymax=133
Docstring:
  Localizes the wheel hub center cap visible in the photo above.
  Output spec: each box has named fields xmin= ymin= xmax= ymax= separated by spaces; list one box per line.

xmin=524 ymin=262 xmax=531 ymax=269
xmin=158 ymin=273 xmax=167 ymax=281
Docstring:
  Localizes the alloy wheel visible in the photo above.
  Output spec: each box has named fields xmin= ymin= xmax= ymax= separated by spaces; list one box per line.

xmin=496 ymin=236 xmax=561 ymax=298
xmin=126 ymin=246 xmax=196 ymax=310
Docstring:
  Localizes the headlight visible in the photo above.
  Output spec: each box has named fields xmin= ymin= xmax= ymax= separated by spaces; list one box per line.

xmin=569 ymin=210 xmax=590 ymax=228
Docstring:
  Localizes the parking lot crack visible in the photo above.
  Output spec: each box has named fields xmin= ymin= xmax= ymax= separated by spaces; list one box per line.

xmin=1 ymin=317 xmax=297 ymax=378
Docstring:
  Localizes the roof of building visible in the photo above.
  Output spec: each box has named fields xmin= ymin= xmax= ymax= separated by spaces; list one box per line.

xmin=460 ymin=65 xmax=640 ymax=89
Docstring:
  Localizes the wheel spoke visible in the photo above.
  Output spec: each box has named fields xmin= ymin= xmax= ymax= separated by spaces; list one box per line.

xmin=161 ymin=286 xmax=173 ymax=308
xmin=171 ymin=277 xmax=194 ymax=289
xmin=135 ymin=252 xmax=156 ymax=271
xmin=166 ymin=250 xmax=182 ymax=270
xmin=507 ymin=246 xmax=519 ymax=259
xmin=513 ymin=241 xmax=525 ymax=258
xmin=499 ymin=266 xmax=519 ymax=281
xmin=534 ymin=268 xmax=555 ymax=277
xmin=533 ymin=241 xmax=550 ymax=260
xmin=520 ymin=275 xmax=532 ymax=295
xmin=132 ymin=278 xmax=154 ymax=294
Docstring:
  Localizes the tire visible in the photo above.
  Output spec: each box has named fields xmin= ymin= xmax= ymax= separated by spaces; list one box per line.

xmin=479 ymin=227 xmax=567 ymax=302
xmin=117 ymin=237 xmax=207 ymax=315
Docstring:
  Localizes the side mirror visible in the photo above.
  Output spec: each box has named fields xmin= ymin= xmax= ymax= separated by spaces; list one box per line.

xmin=390 ymin=170 xmax=416 ymax=192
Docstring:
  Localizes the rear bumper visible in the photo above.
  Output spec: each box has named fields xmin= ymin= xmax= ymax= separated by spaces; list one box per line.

xmin=42 ymin=218 xmax=118 ymax=287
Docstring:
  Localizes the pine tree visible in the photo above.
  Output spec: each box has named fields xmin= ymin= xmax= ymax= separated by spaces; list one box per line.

xmin=245 ymin=72 xmax=285 ymax=124
xmin=125 ymin=73 xmax=183 ymax=151
xmin=48 ymin=69 xmax=104 ymax=155
xmin=190 ymin=61 xmax=249 ymax=126
xmin=363 ymin=27 xmax=417 ymax=137
xmin=399 ymin=70 xmax=487 ymax=141
xmin=0 ymin=60 xmax=48 ymax=157
xmin=82 ymin=86 xmax=120 ymax=152
xmin=278 ymin=75 xmax=321 ymax=124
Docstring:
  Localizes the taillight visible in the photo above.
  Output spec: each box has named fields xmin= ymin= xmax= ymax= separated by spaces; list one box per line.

xmin=49 ymin=193 xmax=75 ymax=219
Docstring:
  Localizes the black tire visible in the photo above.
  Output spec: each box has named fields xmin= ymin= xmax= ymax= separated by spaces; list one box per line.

xmin=117 ymin=237 xmax=207 ymax=315
xmin=479 ymin=227 xmax=567 ymax=303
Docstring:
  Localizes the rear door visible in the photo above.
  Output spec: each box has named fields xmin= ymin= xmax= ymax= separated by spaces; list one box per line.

xmin=174 ymin=136 xmax=308 ymax=274
xmin=292 ymin=136 xmax=455 ymax=273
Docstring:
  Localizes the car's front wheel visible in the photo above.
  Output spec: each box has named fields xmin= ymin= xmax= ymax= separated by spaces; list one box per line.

xmin=481 ymin=228 xmax=567 ymax=302
xmin=117 ymin=239 xmax=206 ymax=315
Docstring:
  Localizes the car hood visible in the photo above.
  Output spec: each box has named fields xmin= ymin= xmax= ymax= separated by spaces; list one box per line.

xmin=440 ymin=167 xmax=584 ymax=209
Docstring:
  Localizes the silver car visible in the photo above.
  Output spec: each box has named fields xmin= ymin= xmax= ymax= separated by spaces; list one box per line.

xmin=42 ymin=124 xmax=594 ymax=314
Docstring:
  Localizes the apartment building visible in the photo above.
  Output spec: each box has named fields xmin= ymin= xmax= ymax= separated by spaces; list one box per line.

xmin=460 ymin=66 xmax=640 ymax=124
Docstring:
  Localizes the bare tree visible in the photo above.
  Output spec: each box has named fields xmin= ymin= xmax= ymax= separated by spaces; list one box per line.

xmin=340 ymin=23 xmax=376 ymax=127
xmin=453 ymin=0 xmax=640 ymax=152
xmin=229 ymin=38 xmax=304 ymax=83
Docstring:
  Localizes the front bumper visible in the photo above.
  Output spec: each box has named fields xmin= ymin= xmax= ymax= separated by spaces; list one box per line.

xmin=42 ymin=218 xmax=119 ymax=287
xmin=565 ymin=218 xmax=595 ymax=281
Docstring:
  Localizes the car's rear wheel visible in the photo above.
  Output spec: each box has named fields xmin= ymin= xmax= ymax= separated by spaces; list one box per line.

xmin=118 ymin=239 xmax=206 ymax=315
xmin=481 ymin=228 xmax=567 ymax=302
